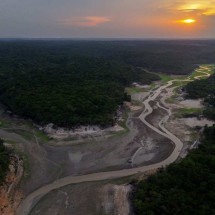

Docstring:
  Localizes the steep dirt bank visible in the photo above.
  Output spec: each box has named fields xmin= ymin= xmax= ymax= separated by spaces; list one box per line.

xmin=0 ymin=155 xmax=23 ymax=215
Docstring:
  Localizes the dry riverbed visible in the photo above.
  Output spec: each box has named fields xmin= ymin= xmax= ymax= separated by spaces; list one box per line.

xmin=0 ymin=99 xmax=173 ymax=198
xmin=29 ymin=179 xmax=133 ymax=215
xmin=1 ymin=66 xmax=213 ymax=215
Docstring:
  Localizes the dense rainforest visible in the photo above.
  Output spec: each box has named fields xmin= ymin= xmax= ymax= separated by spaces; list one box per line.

xmin=0 ymin=40 xmax=215 ymax=126
xmin=0 ymin=53 xmax=159 ymax=126
xmin=1 ymin=40 xmax=215 ymax=74
xmin=185 ymin=73 xmax=215 ymax=120
xmin=133 ymin=125 xmax=215 ymax=215
xmin=0 ymin=139 xmax=10 ymax=183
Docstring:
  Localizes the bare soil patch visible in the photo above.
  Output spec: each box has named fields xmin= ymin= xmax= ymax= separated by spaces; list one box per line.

xmin=29 ymin=180 xmax=132 ymax=215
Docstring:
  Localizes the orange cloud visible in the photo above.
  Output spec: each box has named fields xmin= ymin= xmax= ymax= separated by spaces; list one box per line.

xmin=62 ymin=16 xmax=110 ymax=27
xmin=163 ymin=0 xmax=215 ymax=16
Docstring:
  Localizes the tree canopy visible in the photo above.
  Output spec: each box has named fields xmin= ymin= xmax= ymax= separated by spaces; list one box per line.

xmin=185 ymin=73 xmax=215 ymax=120
xmin=133 ymin=125 xmax=215 ymax=215
xmin=0 ymin=47 xmax=159 ymax=127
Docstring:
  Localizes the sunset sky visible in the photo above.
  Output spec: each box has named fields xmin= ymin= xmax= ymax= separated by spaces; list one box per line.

xmin=1 ymin=0 xmax=215 ymax=38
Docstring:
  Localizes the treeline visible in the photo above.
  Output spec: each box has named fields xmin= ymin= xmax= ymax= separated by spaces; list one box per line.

xmin=185 ymin=73 xmax=215 ymax=120
xmin=133 ymin=125 xmax=215 ymax=215
xmin=1 ymin=40 xmax=215 ymax=74
xmin=0 ymin=139 xmax=10 ymax=183
xmin=0 ymin=53 xmax=159 ymax=127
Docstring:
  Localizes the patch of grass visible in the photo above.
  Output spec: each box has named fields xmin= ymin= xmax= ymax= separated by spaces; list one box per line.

xmin=159 ymin=73 xmax=173 ymax=83
xmin=175 ymin=108 xmax=202 ymax=118
xmin=113 ymin=120 xmax=132 ymax=136
xmin=149 ymin=83 xmax=157 ymax=90
xmin=126 ymin=86 xmax=145 ymax=94
xmin=22 ymin=154 xmax=30 ymax=180
xmin=167 ymin=65 xmax=215 ymax=102
xmin=118 ymin=121 xmax=128 ymax=132
xmin=189 ymin=64 xmax=215 ymax=80
xmin=13 ymin=129 xmax=33 ymax=140
xmin=132 ymin=100 xmax=143 ymax=106
xmin=166 ymin=97 xmax=174 ymax=104
xmin=34 ymin=130 xmax=50 ymax=142
xmin=0 ymin=119 xmax=12 ymax=128
xmin=165 ymin=88 xmax=181 ymax=104
xmin=166 ymin=95 xmax=178 ymax=104
xmin=172 ymin=80 xmax=191 ymax=87
xmin=113 ymin=129 xmax=128 ymax=137
xmin=3 ymin=128 xmax=33 ymax=140
xmin=4 ymin=139 xmax=17 ymax=146
xmin=167 ymin=65 xmax=215 ymax=88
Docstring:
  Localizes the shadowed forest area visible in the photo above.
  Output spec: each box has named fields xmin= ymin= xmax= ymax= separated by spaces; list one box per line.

xmin=0 ymin=40 xmax=215 ymax=126
xmin=1 ymin=40 xmax=215 ymax=74
xmin=0 ymin=42 xmax=159 ymax=127
xmin=0 ymin=55 xmax=159 ymax=126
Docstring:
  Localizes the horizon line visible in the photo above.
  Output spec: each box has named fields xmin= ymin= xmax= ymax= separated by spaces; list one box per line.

xmin=0 ymin=37 xmax=215 ymax=41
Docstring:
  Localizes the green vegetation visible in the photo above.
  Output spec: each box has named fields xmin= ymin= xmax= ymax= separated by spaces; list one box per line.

xmin=126 ymin=87 xmax=145 ymax=94
xmin=1 ymin=40 xmax=215 ymax=74
xmin=0 ymin=41 xmax=215 ymax=127
xmin=0 ymin=41 xmax=215 ymax=126
xmin=172 ymin=80 xmax=190 ymax=87
xmin=34 ymin=130 xmax=50 ymax=142
xmin=133 ymin=125 xmax=215 ymax=215
xmin=12 ymin=129 xmax=33 ymax=140
xmin=159 ymin=74 xmax=173 ymax=83
xmin=0 ymin=138 xmax=11 ymax=183
xmin=185 ymin=74 xmax=215 ymax=99
xmin=0 ymin=119 xmax=12 ymax=128
xmin=0 ymin=47 xmax=159 ymax=127
xmin=185 ymin=72 xmax=215 ymax=120
xmin=133 ymin=70 xmax=215 ymax=214
xmin=23 ymin=154 xmax=30 ymax=179
xmin=189 ymin=65 xmax=215 ymax=80
xmin=175 ymin=107 xmax=202 ymax=118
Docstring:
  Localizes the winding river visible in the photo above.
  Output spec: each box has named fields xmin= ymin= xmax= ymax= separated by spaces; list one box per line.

xmin=16 ymin=67 xmax=211 ymax=215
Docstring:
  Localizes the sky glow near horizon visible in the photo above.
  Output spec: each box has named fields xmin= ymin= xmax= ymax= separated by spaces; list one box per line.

xmin=0 ymin=0 xmax=215 ymax=38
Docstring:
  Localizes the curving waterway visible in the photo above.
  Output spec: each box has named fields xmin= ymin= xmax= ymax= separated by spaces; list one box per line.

xmin=16 ymin=67 xmax=211 ymax=215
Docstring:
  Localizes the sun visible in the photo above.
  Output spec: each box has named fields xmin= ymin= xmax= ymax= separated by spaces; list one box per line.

xmin=175 ymin=18 xmax=197 ymax=25
xmin=181 ymin=19 xmax=196 ymax=24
